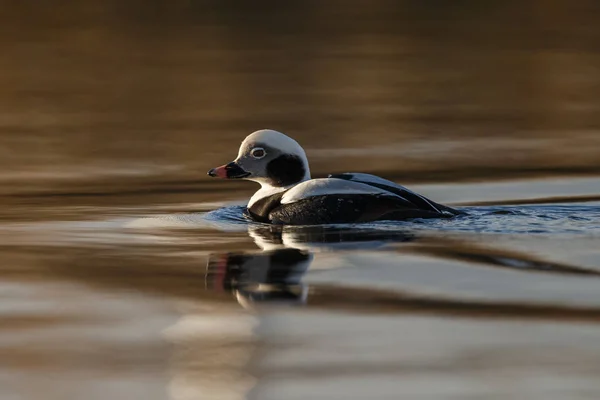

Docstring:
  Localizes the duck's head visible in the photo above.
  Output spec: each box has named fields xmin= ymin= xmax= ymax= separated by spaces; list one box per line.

xmin=208 ymin=129 xmax=311 ymax=188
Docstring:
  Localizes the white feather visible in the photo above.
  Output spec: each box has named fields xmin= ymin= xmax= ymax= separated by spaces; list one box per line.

xmin=238 ymin=129 xmax=307 ymax=162
xmin=333 ymin=172 xmax=400 ymax=187
xmin=280 ymin=178 xmax=400 ymax=204
xmin=248 ymin=183 xmax=287 ymax=207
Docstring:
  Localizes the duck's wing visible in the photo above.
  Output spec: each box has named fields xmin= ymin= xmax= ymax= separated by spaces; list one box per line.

xmin=267 ymin=178 xmax=446 ymax=225
xmin=280 ymin=178 xmax=412 ymax=205
xmin=328 ymin=172 xmax=460 ymax=215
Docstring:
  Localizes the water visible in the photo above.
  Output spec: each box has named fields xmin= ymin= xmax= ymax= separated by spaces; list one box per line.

xmin=2 ymin=2 xmax=600 ymax=400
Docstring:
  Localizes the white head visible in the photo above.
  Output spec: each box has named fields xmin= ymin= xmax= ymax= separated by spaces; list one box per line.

xmin=208 ymin=130 xmax=311 ymax=203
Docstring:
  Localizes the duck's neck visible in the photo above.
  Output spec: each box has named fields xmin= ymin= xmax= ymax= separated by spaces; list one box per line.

xmin=248 ymin=175 xmax=310 ymax=208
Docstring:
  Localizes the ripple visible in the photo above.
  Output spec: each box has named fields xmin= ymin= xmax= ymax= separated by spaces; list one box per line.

xmin=202 ymin=203 xmax=600 ymax=236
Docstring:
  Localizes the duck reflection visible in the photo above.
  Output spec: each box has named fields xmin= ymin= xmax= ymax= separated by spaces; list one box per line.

xmin=206 ymin=226 xmax=416 ymax=308
xmin=206 ymin=248 xmax=312 ymax=306
xmin=206 ymin=223 xmax=600 ymax=309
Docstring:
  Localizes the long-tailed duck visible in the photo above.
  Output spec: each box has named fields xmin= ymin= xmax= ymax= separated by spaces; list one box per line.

xmin=208 ymin=129 xmax=463 ymax=225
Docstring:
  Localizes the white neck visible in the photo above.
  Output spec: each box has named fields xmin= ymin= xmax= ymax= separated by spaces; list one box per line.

xmin=247 ymin=171 xmax=311 ymax=208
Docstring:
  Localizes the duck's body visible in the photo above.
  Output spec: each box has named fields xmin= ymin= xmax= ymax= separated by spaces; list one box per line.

xmin=247 ymin=174 xmax=459 ymax=225
xmin=208 ymin=130 xmax=462 ymax=225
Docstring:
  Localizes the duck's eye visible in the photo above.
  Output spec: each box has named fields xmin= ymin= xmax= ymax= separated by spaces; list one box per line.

xmin=250 ymin=147 xmax=266 ymax=159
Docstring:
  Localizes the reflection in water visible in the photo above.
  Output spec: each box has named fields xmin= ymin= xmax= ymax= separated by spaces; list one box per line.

xmin=206 ymin=225 xmax=600 ymax=317
xmin=206 ymin=249 xmax=312 ymax=307
xmin=3 ymin=212 xmax=600 ymax=400
xmin=207 ymin=226 xmax=418 ymax=308
xmin=405 ymin=239 xmax=600 ymax=277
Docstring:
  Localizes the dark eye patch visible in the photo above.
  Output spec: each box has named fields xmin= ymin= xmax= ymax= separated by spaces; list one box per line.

xmin=266 ymin=155 xmax=306 ymax=187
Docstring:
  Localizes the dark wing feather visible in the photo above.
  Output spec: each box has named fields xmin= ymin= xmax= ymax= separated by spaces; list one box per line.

xmin=328 ymin=173 xmax=462 ymax=215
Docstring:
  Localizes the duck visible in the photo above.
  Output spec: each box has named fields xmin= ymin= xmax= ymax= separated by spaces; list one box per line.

xmin=208 ymin=129 xmax=463 ymax=225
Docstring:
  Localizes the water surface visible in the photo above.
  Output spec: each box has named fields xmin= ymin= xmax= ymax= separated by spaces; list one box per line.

xmin=2 ymin=2 xmax=600 ymax=400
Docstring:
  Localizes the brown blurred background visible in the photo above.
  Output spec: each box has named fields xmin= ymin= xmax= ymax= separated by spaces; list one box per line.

xmin=1 ymin=0 xmax=600 ymax=196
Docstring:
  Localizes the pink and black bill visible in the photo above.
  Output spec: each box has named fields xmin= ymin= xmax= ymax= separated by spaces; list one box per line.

xmin=207 ymin=162 xmax=250 ymax=179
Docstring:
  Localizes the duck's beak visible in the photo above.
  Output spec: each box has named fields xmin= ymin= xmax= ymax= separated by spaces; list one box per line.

xmin=207 ymin=162 xmax=250 ymax=179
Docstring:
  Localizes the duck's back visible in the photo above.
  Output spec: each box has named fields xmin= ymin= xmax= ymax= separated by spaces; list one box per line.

xmin=328 ymin=173 xmax=462 ymax=216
